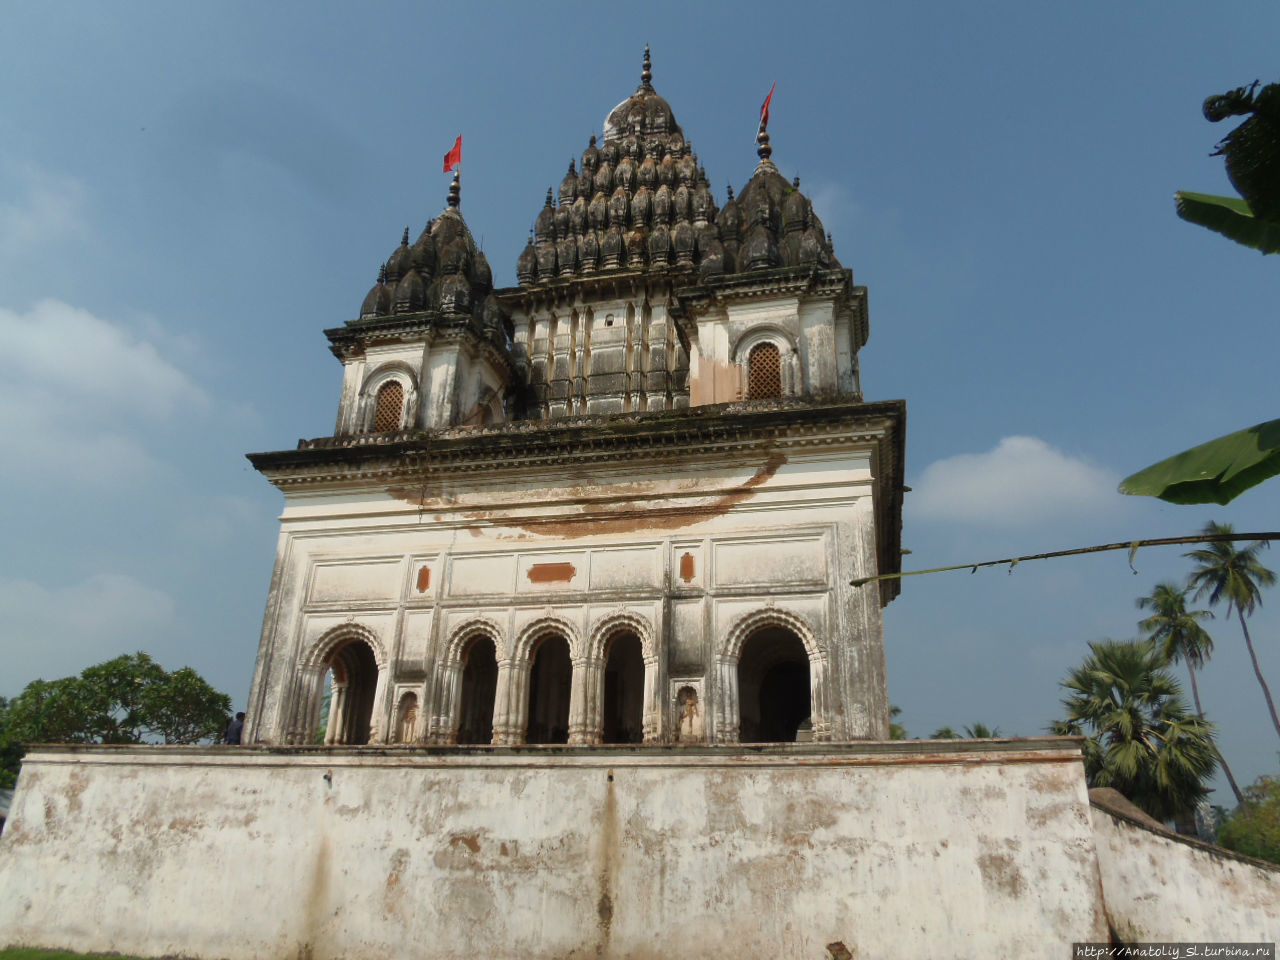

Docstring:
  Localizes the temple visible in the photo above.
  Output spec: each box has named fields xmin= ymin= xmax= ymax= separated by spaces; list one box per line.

xmin=4 ymin=50 xmax=1275 ymax=960
xmin=244 ymin=47 xmax=905 ymax=748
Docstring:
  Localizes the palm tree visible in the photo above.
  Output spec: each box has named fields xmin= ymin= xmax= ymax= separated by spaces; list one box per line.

xmin=1137 ymin=581 xmax=1244 ymax=805
xmin=1059 ymin=638 xmax=1218 ymax=822
xmin=1186 ymin=521 xmax=1280 ymax=741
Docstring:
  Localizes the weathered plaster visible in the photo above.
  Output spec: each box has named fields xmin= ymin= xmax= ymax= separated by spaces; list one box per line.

xmin=0 ymin=741 xmax=1107 ymax=960
xmin=1090 ymin=798 xmax=1280 ymax=942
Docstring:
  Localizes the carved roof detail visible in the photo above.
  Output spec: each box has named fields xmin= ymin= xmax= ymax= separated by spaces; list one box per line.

xmin=515 ymin=47 xmax=841 ymax=287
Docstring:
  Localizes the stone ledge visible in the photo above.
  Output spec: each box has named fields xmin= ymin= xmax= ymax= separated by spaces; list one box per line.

xmin=19 ymin=736 xmax=1084 ymax=770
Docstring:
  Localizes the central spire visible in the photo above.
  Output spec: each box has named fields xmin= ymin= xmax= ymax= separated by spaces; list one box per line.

xmin=641 ymin=44 xmax=652 ymax=88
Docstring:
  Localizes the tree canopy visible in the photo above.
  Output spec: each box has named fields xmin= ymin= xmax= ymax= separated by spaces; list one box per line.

xmin=0 ymin=653 xmax=232 ymax=789
xmin=1216 ymin=773 xmax=1280 ymax=865
xmin=1056 ymin=638 xmax=1217 ymax=822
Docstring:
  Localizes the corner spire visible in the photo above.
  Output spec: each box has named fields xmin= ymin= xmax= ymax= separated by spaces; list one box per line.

xmin=641 ymin=45 xmax=652 ymax=88
xmin=447 ymin=172 xmax=460 ymax=208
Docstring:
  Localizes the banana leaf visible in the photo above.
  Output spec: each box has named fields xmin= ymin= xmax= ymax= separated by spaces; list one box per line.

xmin=1120 ymin=418 xmax=1280 ymax=504
xmin=1175 ymin=191 xmax=1280 ymax=254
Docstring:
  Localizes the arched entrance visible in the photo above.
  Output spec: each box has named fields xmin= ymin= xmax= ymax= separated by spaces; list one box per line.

xmin=601 ymin=632 xmax=644 ymax=744
xmin=324 ymin=639 xmax=379 ymax=745
xmin=526 ymin=635 xmax=572 ymax=744
xmin=737 ymin=626 xmax=811 ymax=743
xmin=458 ymin=636 xmax=498 ymax=745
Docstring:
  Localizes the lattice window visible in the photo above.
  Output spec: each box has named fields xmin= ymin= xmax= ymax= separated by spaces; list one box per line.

xmin=372 ymin=381 xmax=404 ymax=432
xmin=747 ymin=342 xmax=782 ymax=400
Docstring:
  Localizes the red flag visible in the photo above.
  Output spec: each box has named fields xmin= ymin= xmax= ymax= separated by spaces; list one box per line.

xmin=443 ymin=135 xmax=462 ymax=173
xmin=758 ymin=82 xmax=775 ymax=133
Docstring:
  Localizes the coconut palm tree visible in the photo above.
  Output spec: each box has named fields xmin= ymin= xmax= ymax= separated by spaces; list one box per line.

xmin=1186 ymin=521 xmax=1280 ymax=741
xmin=1059 ymin=638 xmax=1217 ymax=822
xmin=1137 ymin=581 xmax=1244 ymax=805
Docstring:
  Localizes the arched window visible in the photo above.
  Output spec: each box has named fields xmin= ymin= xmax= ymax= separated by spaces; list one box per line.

xmin=526 ymin=635 xmax=572 ymax=744
xmin=322 ymin=639 xmax=379 ymax=745
xmin=600 ymin=633 xmax=644 ymax=744
xmin=372 ymin=381 xmax=404 ymax=432
xmin=457 ymin=636 xmax=499 ymax=745
xmin=747 ymin=342 xmax=782 ymax=400
xmin=737 ymin=626 xmax=811 ymax=743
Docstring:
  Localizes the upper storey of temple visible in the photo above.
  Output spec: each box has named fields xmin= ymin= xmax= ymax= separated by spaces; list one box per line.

xmin=320 ymin=46 xmax=871 ymax=433
xmin=514 ymin=47 xmax=841 ymax=285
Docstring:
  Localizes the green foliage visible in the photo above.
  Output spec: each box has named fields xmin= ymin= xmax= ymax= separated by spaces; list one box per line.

xmin=888 ymin=704 xmax=907 ymax=740
xmin=1216 ymin=774 xmax=1280 ymax=864
xmin=1138 ymin=582 xmax=1215 ymax=675
xmin=1186 ymin=522 xmax=1277 ymax=617
xmin=1175 ymin=191 xmax=1280 ymax=255
xmin=1120 ymin=418 xmax=1280 ymax=506
xmin=930 ymin=723 xmax=1000 ymax=739
xmin=1186 ymin=522 xmax=1280 ymax=739
xmin=1058 ymin=638 xmax=1218 ymax=822
xmin=963 ymin=723 xmax=1001 ymax=738
xmin=1121 ymin=82 xmax=1280 ymax=505
xmin=0 ymin=653 xmax=232 ymax=787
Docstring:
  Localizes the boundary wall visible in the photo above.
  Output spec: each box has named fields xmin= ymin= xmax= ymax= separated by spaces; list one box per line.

xmin=0 ymin=739 xmax=1177 ymax=959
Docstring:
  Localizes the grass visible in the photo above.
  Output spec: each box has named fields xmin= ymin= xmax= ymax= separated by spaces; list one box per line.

xmin=0 ymin=951 xmax=150 ymax=959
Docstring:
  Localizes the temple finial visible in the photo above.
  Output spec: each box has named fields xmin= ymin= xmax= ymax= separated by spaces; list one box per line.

xmin=756 ymin=128 xmax=772 ymax=162
xmin=378 ymin=262 xmax=386 ymax=284
xmin=447 ymin=172 xmax=460 ymax=208
xmin=401 ymin=226 xmax=410 ymax=245
xmin=726 ymin=185 xmax=734 ymax=201
xmin=641 ymin=45 xmax=652 ymax=87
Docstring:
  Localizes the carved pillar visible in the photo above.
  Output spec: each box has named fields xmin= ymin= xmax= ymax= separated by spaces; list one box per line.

xmin=369 ymin=667 xmax=390 ymax=744
xmin=641 ymin=655 xmax=660 ymax=743
xmin=492 ymin=658 xmax=531 ymax=745
xmin=809 ymin=656 xmax=831 ymax=742
xmin=712 ymin=655 xmax=739 ymax=744
xmin=529 ymin=315 xmax=552 ymax=418
xmin=326 ymin=682 xmax=348 ymax=745
xmin=430 ymin=659 xmax=463 ymax=744
xmin=285 ymin=667 xmax=322 ymax=745
xmin=570 ymin=656 xmax=606 ymax=745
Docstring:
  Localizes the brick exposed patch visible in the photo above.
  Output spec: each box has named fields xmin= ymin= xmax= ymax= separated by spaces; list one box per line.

xmin=416 ymin=567 xmax=431 ymax=592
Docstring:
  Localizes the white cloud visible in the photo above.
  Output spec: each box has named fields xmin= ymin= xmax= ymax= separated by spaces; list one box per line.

xmin=0 ymin=299 xmax=206 ymax=415
xmin=0 ymin=573 xmax=178 ymax=695
xmin=0 ymin=299 xmax=207 ymax=483
xmin=909 ymin=435 xmax=1120 ymax=527
xmin=0 ymin=164 xmax=87 ymax=262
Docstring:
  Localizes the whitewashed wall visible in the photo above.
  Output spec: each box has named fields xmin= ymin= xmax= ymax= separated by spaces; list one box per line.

xmin=1 ymin=741 xmax=1105 ymax=960
xmin=1091 ymin=800 xmax=1280 ymax=942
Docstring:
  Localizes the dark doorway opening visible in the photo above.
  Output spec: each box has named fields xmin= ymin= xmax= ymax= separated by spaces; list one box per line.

xmin=327 ymin=640 xmax=378 ymax=745
xmin=601 ymin=633 xmax=644 ymax=744
xmin=737 ymin=627 xmax=811 ymax=743
xmin=527 ymin=635 xmax=572 ymax=744
xmin=458 ymin=636 xmax=498 ymax=745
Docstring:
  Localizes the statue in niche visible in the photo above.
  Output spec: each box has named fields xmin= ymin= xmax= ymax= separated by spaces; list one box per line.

xmin=677 ymin=686 xmax=702 ymax=743
xmin=396 ymin=698 xmax=419 ymax=744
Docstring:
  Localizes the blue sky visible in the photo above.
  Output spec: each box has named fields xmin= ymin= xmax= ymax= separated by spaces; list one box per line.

xmin=2 ymin=2 xmax=1278 ymax=798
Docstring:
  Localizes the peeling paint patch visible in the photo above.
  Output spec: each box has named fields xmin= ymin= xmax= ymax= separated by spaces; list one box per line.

xmin=527 ymin=562 xmax=576 ymax=584
xmin=679 ymin=552 xmax=695 ymax=582
xmin=978 ymin=851 xmax=1026 ymax=898
xmin=449 ymin=833 xmax=480 ymax=853
xmin=386 ymin=452 xmax=788 ymax=539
